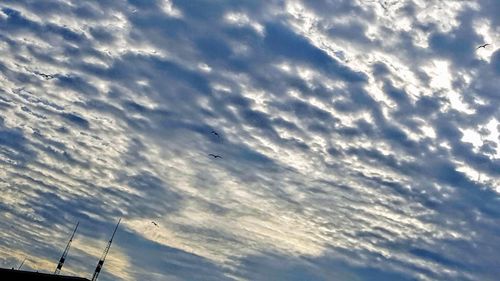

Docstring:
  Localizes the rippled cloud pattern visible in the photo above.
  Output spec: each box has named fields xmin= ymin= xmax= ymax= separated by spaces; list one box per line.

xmin=0 ymin=0 xmax=499 ymax=280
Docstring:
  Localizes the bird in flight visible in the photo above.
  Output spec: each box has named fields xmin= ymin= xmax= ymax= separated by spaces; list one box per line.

xmin=34 ymin=72 xmax=55 ymax=80
xmin=211 ymin=130 xmax=220 ymax=138
xmin=208 ymin=154 xmax=222 ymax=159
xmin=41 ymin=74 xmax=54 ymax=79
xmin=151 ymin=221 xmax=159 ymax=227
xmin=476 ymin=43 xmax=490 ymax=50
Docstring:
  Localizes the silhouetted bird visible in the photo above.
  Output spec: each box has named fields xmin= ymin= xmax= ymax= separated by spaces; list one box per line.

xmin=34 ymin=72 xmax=55 ymax=80
xmin=208 ymin=154 xmax=222 ymax=159
xmin=379 ymin=2 xmax=388 ymax=12
xmin=151 ymin=221 xmax=159 ymax=227
xmin=211 ymin=130 xmax=220 ymax=138
xmin=476 ymin=43 xmax=490 ymax=50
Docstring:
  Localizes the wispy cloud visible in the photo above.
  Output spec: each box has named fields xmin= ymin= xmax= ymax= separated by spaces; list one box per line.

xmin=0 ymin=0 xmax=499 ymax=280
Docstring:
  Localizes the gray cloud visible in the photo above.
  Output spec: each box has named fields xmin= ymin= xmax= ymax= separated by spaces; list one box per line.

xmin=0 ymin=0 xmax=499 ymax=280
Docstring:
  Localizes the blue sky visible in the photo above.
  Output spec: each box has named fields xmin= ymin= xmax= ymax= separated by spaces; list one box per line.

xmin=0 ymin=0 xmax=499 ymax=280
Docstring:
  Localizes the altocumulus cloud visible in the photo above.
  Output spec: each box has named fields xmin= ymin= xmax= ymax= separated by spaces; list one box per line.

xmin=0 ymin=0 xmax=499 ymax=280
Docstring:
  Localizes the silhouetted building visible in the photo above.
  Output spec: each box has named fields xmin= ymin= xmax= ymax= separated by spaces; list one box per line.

xmin=0 ymin=268 xmax=90 ymax=281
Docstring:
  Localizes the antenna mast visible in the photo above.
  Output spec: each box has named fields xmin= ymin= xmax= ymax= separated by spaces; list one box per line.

xmin=91 ymin=219 xmax=121 ymax=281
xmin=17 ymin=257 xmax=27 ymax=270
xmin=54 ymin=221 xmax=79 ymax=274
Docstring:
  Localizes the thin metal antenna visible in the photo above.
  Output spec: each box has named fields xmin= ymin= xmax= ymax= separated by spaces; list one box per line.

xmin=91 ymin=219 xmax=121 ymax=281
xmin=17 ymin=257 xmax=27 ymax=270
xmin=54 ymin=221 xmax=80 ymax=274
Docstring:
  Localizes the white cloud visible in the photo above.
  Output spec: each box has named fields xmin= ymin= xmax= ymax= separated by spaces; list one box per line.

xmin=0 ymin=0 xmax=499 ymax=280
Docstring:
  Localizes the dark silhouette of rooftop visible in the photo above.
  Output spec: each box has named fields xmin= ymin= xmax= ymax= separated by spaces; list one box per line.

xmin=0 ymin=268 xmax=90 ymax=281
xmin=1 ymin=219 xmax=120 ymax=281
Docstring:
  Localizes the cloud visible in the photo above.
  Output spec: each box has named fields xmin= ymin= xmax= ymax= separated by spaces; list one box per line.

xmin=0 ymin=0 xmax=499 ymax=280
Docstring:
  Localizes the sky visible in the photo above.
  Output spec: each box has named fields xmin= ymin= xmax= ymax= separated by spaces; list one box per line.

xmin=0 ymin=0 xmax=499 ymax=280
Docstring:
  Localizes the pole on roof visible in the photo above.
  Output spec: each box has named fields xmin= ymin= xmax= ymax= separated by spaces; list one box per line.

xmin=17 ymin=257 xmax=27 ymax=270
xmin=54 ymin=221 xmax=80 ymax=274
xmin=91 ymin=219 xmax=121 ymax=281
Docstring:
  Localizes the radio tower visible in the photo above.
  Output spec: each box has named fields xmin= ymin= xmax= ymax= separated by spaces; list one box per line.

xmin=54 ymin=221 xmax=79 ymax=275
xmin=91 ymin=219 xmax=121 ymax=281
